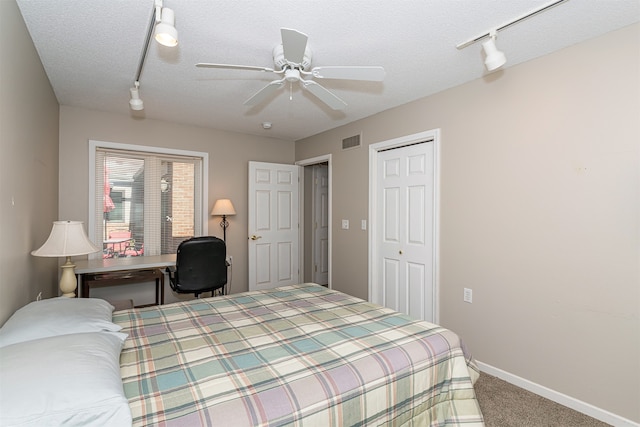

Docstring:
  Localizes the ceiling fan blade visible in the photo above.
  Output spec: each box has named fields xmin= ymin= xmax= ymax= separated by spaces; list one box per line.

xmin=281 ymin=28 xmax=308 ymax=65
xmin=310 ymin=66 xmax=386 ymax=81
xmin=244 ymin=80 xmax=285 ymax=106
xmin=196 ymin=63 xmax=276 ymax=73
xmin=301 ymin=80 xmax=347 ymax=110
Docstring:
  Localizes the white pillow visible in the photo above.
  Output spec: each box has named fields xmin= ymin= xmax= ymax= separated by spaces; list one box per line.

xmin=0 ymin=297 xmax=121 ymax=348
xmin=0 ymin=332 xmax=132 ymax=427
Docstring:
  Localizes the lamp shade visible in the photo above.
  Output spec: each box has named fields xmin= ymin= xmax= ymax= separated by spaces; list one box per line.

xmin=211 ymin=199 xmax=236 ymax=216
xmin=32 ymin=221 xmax=100 ymax=257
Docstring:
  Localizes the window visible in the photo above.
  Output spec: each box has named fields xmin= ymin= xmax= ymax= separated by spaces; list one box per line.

xmin=89 ymin=141 xmax=208 ymax=259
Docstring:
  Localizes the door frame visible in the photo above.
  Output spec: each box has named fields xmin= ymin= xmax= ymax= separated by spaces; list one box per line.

xmin=368 ymin=129 xmax=440 ymax=323
xmin=296 ymin=154 xmax=332 ymax=289
xmin=311 ymin=164 xmax=329 ymax=285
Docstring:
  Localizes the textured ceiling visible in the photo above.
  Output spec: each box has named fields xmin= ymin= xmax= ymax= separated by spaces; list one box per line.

xmin=16 ymin=0 xmax=640 ymax=141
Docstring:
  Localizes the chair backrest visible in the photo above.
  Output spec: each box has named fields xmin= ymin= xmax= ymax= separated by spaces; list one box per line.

xmin=172 ymin=236 xmax=227 ymax=294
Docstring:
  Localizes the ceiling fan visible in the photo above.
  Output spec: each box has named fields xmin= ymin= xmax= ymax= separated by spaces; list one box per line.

xmin=196 ymin=28 xmax=385 ymax=111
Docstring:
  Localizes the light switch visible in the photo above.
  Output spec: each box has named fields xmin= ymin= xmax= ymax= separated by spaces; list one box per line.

xmin=361 ymin=220 xmax=367 ymax=230
xmin=341 ymin=219 xmax=349 ymax=230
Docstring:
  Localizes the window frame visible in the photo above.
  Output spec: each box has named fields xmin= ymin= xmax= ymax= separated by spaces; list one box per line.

xmin=88 ymin=140 xmax=209 ymax=259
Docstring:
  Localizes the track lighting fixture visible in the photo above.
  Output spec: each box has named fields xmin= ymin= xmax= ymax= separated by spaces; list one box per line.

xmin=482 ymin=31 xmax=506 ymax=71
xmin=456 ymin=0 xmax=568 ymax=73
xmin=129 ymin=81 xmax=144 ymax=111
xmin=154 ymin=5 xmax=178 ymax=47
xmin=128 ymin=0 xmax=178 ymax=111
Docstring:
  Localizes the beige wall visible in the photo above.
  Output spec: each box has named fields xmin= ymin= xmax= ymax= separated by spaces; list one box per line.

xmin=296 ymin=24 xmax=640 ymax=422
xmin=0 ymin=0 xmax=60 ymax=324
xmin=59 ymin=106 xmax=294 ymax=297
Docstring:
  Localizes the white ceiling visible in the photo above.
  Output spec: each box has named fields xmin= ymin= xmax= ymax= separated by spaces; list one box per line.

xmin=16 ymin=0 xmax=640 ymax=141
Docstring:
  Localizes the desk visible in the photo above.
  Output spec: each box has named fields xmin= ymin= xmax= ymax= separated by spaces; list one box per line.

xmin=75 ymin=255 xmax=176 ymax=307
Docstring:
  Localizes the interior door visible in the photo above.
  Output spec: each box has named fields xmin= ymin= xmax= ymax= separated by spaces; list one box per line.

xmin=375 ymin=142 xmax=435 ymax=321
xmin=248 ymin=161 xmax=300 ymax=291
xmin=312 ymin=164 xmax=329 ymax=285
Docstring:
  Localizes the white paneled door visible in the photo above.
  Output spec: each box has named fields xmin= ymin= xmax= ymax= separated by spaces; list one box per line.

xmin=373 ymin=139 xmax=436 ymax=322
xmin=248 ymin=162 xmax=300 ymax=291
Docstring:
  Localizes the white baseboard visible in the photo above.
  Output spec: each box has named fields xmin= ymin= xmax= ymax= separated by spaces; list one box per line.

xmin=476 ymin=361 xmax=639 ymax=427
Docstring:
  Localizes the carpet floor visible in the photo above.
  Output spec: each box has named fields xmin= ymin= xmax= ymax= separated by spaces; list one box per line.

xmin=473 ymin=373 xmax=612 ymax=426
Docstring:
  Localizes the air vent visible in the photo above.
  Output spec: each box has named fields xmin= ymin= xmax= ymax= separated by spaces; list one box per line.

xmin=342 ymin=134 xmax=361 ymax=150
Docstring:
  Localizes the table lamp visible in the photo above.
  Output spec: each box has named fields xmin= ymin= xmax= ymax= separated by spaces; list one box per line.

xmin=211 ymin=199 xmax=236 ymax=242
xmin=32 ymin=220 xmax=101 ymax=297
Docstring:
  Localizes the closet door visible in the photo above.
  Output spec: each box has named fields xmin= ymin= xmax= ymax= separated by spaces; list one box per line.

xmin=373 ymin=140 xmax=436 ymax=322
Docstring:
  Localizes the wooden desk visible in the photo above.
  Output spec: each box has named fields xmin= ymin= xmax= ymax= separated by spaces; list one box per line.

xmin=75 ymin=255 xmax=176 ymax=306
xmin=83 ymin=269 xmax=164 ymax=307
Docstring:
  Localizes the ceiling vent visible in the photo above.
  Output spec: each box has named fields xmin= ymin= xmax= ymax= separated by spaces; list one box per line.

xmin=342 ymin=134 xmax=361 ymax=150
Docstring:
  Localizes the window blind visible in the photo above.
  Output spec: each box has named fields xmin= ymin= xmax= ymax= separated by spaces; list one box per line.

xmin=93 ymin=146 xmax=203 ymax=259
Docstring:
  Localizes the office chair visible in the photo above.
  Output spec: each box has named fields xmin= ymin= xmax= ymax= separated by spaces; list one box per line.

xmin=166 ymin=236 xmax=227 ymax=298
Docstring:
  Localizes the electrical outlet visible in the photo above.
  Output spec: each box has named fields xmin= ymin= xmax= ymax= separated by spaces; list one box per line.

xmin=342 ymin=219 xmax=349 ymax=230
xmin=361 ymin=219 xmax=367 ymax=230
xmin=226 ymin=255 xmax=232 ymax=266
xmin=463 ymin=288 xmax=473 ymax=303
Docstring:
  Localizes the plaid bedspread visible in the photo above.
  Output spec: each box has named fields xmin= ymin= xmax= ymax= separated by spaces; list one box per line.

xmin=113 ymin=283 xmax=484 ymax=426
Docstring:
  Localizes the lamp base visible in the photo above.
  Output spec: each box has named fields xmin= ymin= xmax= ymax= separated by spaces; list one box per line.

xmin=220 ymin=214 xmax=229 ymax=242
xmin=59 ymin=257 xmax=78 ymax=298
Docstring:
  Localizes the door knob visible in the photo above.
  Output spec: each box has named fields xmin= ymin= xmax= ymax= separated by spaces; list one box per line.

xmin=250 ymin=235 xmax=262 ymax=240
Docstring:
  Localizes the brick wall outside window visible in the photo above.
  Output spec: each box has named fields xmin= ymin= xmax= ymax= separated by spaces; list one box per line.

xmin=172 ymin=162 xmax=194 ymax=237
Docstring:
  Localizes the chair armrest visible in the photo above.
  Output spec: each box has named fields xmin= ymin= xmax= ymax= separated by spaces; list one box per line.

xmin=165 ymin=265 xmax=178 ymax=291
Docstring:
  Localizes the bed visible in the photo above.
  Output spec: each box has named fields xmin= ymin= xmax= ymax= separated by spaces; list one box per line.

xmin=0 ymin=283 xmax=484 ymax=426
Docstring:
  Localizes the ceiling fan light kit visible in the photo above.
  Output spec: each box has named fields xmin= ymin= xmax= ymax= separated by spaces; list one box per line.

xmin=196 ymin=28 xmax=385 ymax=111
xmin=272 ymin=44 xmax=311 ymax=71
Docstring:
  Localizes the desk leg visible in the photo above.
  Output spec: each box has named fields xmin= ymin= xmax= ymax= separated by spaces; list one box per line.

xmin=153 ymin=269 xmax=165 ymax=306
xmin=160 ymin=269 xmax=165 ymax=305
xmin=155 ymin=277 xmax=160 ymax=306
xmin=80 ymin=274 xmax=88 ymax=298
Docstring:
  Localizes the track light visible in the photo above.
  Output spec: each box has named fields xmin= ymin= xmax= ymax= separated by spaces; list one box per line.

xmin=154 ymin=4 xmax=178 ymax=47
xmin=129 ymin=81 xmax=144 ymax=111
xmin=456 ymin=0 xmax=569 ymax=73
xmin=127 ymin=1 xmax=178 ymax=111
xmin=482 ymin=31 xmax=506 ymax=71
